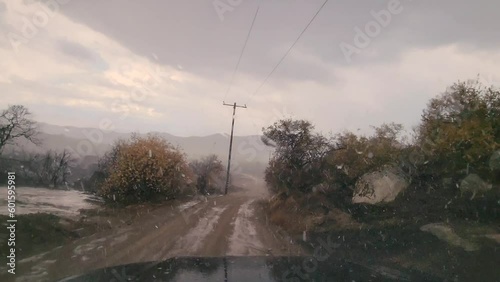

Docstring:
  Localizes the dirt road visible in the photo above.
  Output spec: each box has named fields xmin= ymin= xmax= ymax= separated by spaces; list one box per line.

xmin=11 ymin=184 xmax=304 ymax=281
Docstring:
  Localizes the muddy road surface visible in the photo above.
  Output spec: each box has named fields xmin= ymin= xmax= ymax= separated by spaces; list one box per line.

xmin=10 ymin=185 xmax=304 ymax=281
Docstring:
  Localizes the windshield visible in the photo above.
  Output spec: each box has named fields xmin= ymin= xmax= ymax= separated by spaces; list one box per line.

xmin=0 ymin=0 xmax=499 ymax=281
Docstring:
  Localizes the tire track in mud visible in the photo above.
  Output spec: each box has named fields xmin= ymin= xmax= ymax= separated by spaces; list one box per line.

xmin=11 ymin=194 xmax=304 ymax=282
xmin=167 ymin=205 xmax=228 ymax=256
xmin=12 ymin=199 xmax=208 ymax=281
xmin=227 ymin=200 xmax=266 ymax=256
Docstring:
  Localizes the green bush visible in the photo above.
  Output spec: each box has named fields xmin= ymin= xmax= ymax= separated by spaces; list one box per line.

xmin=262 ymin=119 xmax=330 ymax=194
xmin=325 ymin=123 xmax=405 ymax=187
xmin=262 ymin=78 xmax=499 ymax=221
xmin=416 ymin=79 xmax=500 ymax=183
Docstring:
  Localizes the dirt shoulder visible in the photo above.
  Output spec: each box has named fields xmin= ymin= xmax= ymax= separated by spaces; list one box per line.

xmin=300 ymin=220 xmax=500 ymax=281
xmin=265 ymin=193 xmax=500 ymax=281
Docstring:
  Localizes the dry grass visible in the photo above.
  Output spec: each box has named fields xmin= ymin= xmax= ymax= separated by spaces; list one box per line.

xmin=266 ymin=192 xmax=361 ymax=234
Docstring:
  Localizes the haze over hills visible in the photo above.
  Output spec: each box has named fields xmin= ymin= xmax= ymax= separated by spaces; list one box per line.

xmin=3 ymin=122 xmax=272 ymax=177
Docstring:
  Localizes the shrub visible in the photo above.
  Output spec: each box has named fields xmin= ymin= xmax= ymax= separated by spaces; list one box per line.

xmin=416 ymin=79 xmax=500 ymax=182
xmin=262 ymin=79 xmax=499 ymax=222
xmin=97 ymin=134 xmax=191 ymax=205
xmin=262 ymin=119 xmax=330 ymax=194
xmin=323 ymin=123 xmax=406 ymax=206
xmin=189 ymin=154 xmax=225 ymax=195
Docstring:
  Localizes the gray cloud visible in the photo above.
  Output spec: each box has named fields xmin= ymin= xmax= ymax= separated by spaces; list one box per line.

xmin=57 ymin=0 xmax=500 ymax=82
xmin=0 ymin=1 xmax=7 ymax=29
xmin=0 ymin=1 xmax=6 ymax=13
xmin=56 ymin=38 xmax=109 ymax=70
xmin=56 ymin=0 xmax=340 ymax=84
xmin=1 ymin=0 xmax=499 ymax=137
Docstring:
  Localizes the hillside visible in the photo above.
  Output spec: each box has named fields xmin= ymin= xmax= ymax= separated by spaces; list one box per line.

xmin=2 ymin=123 xmax=272 ymax=180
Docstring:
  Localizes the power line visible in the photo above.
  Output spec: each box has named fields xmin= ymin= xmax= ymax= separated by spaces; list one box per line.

xmin=223 ymin=5 xmax=261 ymax=102
xmin=246 ymin=0 xmax=329 ymax=104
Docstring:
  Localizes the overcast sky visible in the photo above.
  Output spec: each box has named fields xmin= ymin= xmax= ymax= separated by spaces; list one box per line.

xmin=1 ymin=0 xmax=499 ymax=137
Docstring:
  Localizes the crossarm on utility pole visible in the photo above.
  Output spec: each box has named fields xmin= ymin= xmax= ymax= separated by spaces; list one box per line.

xmin=222 ymin=101 xmax=247 ymax=195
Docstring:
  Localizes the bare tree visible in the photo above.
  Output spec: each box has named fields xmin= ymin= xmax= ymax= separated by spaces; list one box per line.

xmin=23 ymin=149 xmax=75 ymax=188
xmin=50 ymin=150 xmax=74 ymax=188
xmin=190 ymin=154 xmax=224 ymax=194
xmin=0 ymin=105 xmax=39 ymax=153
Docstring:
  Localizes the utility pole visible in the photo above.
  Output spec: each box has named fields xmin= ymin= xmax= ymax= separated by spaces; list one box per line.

xmin=223 ymin=101 xmax=247 ymax=195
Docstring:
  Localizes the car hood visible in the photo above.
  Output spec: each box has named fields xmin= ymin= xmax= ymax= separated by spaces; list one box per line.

xmin=58 ymin=256 xmax=436 ymax=281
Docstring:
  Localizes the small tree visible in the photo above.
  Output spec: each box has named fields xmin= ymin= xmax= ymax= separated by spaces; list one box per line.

xmin=50 ymin=150 xmax=74 ymax=188
xmin=262 ymin=119 xmax=330 ymax=194
xmin=16 ymin=149 xmax=75 ymax=188
xmin=97 ymin=134 xmax=190 ymax=205
xmin=417 ymin=79 xmax=500 ymax=181
xmin=0 ymin=105 xmax=39 ymax=153
xmin=189 ymin=154 xmax=224 ymax=194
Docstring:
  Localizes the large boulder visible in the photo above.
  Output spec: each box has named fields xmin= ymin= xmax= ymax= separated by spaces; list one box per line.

xmin=459 ymin=173 xmax=492 ymax=200
xmin=352 ymin=166 xmax=408 ymax=205
xmin=420 ymin=223 xmax=479 ymax=251
xmin=490 ymin=150 xmax=500 ymax=171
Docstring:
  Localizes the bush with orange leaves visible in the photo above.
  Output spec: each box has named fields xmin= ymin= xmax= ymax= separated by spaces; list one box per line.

xmin=97 ymin=134 xmax=192 ymax=205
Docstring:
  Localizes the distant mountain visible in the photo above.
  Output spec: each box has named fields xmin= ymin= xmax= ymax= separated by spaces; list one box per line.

xmin=4 ymin=122 xmax=273 ymax=169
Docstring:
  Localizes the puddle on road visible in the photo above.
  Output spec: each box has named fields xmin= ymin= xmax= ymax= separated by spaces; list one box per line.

xmin=73 ymin=238 xmax=107 ymax=257
xmin=110 ymin=233 xmax=130 ymax=247
xmin=0 ymin=186 xmax=98 ymax=218
xmin=171 ymin=206 xmax=227 ymax=254
xmin=18 ymin=251 xmax=50 ymax=264
xmin=178 ymin=200 xmax=200 ymax=212
xmin=14 ymin=253 xmax=56 ymax=282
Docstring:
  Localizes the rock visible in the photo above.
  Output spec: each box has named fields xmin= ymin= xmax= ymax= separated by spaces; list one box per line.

xmin=352 ymin=166 xmax=408 ymax=205
xmin=442 ymin=177 xmax=453 ymax=188
xmin=484 ymin=234 xmax=500 ymax=245
xmin=303 ymin=214 xmax=327 ymax=231
xmin=459 ymin=174 xmax=492 ymax=200
xmin=285 ymin=195 xmax=299 ymax=210
xmin=311 ymin=183 xmax=328 ymax=194
xmin=420 ymin=223 xmax=480 ymax=251
xmin=326 ymin=208 xmax=360 ymax=228
xmin=489 ymin=150 xmax=500 ymax=171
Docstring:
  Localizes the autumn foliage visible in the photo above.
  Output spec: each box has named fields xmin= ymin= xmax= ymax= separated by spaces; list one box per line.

xmin=416 ymin=79 xmax=500 ymax=182
xmin=263 ymin=78 xmax=499 ymax=220
xmin=97 ymin=134 xmax=191 ymax=205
